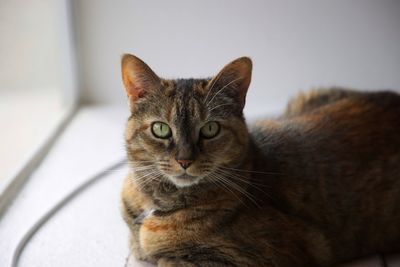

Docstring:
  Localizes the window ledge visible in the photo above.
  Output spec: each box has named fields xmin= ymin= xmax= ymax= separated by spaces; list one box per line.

xmin=0 ymin=90 xmax=75 ymax=216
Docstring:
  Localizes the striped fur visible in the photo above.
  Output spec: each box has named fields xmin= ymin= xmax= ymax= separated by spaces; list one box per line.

xmin=121 ymin=55 xmax=400 ymax=266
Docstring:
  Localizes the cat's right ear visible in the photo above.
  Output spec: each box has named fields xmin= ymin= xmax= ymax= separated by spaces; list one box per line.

xmin=207 ymin=57 xmax=252 ymax=109
xmin=121 ymin=54 xmax=161 ymax=107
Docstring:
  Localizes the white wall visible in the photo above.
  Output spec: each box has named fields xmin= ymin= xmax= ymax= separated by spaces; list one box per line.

xmin=0 ymin=0 xmax=78 ymax=183
xmin=0 ymin=0 xmax=61 ymax=93
xmin=73 ymin=0 xmax=400 ymax=115
xmin=0 ymin=0 xmax=78 ymax=106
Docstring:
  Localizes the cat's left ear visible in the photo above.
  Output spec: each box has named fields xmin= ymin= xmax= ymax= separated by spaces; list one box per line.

xmin=121 ymin=54 xmax=161 ymax=107
xmin=207 ymin=57 xmax=252 ymax=109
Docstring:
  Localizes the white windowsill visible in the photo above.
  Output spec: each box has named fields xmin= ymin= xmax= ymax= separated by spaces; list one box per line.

xmin=0 ymin=90 xmax=63 ymax=182
xmin=0 ymin=105 xmax=153 ymax=267
xmin=0 ymin=90 xmax=75 ymax=216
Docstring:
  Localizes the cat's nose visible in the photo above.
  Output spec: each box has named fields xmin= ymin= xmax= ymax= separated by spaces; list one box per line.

xmin=176 ymin=159 xmax=193 ymax=169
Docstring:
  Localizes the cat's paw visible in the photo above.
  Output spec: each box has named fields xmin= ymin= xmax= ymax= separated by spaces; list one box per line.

xmin=125 ymin=252 xmax=156 ymax=267
xmin=129 ymin=231 xmax=156 ymax=264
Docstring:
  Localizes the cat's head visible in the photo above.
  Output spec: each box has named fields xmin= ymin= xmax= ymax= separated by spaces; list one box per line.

xmin=122 ymin=54 xmax=252 ymax=188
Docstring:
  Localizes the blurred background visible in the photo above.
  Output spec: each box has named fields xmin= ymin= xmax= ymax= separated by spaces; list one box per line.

xmin=1 ymin=1 xmax=400 ymax=266
xmin=0 ymin=0 xmax=76 ymax=182
xmin=74 ymin=0 xmax=400 ymax=110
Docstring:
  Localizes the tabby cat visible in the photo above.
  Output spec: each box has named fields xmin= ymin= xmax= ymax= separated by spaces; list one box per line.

xmin=120 ymin=54 xmax=400 ymax=267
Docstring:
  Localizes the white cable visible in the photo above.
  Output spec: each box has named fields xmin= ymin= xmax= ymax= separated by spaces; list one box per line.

xmin=10 ymin=158 xmax=127 ymax=267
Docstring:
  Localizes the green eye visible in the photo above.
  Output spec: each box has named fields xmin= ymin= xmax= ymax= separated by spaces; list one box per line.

xmin=151 ymin=122 xmax=172 ymax=139
xmin=200 ymin=121 xmax=220 ymax=139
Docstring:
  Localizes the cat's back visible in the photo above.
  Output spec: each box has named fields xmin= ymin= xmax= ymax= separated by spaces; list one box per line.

xmin=251 ymin=89 xmax=400 ymax=157
xmin=250 ymin=89 xmax=400 ymax=188
xmin=249 ymin=89 xmax=400 ymax=259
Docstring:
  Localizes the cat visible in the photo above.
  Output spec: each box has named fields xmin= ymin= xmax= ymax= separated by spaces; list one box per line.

xmin=120 ymin=54 xmax=400 ymax=267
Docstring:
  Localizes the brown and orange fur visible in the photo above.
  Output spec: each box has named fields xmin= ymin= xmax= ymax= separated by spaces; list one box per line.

xmin=120 ymin=54 xmax=400 ymax=267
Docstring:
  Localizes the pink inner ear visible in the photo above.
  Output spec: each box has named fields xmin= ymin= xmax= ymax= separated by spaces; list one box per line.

xmin=126 ymin=81 xmax=146 ymax=100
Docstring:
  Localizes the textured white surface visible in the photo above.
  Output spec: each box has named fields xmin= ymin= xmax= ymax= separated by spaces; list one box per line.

xmin=0 ymin=90 xmax=63 ymax=187
xmin=0 ymin=105 xmax=150 ymax=267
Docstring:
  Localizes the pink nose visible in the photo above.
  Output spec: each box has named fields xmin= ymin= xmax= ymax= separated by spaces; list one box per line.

xmin=176 ymin=159 xmax=193 ymax=169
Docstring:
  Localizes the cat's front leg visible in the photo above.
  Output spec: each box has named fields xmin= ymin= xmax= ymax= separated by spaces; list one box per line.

xmin=128 ymin=226 xmax=154 ymax=263
xmin=128 ymin=210 xmax=158 ymax=263
xmin=121 ymin=175 xmax=156 ymax=263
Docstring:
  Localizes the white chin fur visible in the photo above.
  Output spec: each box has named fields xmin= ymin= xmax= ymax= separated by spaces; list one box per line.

xmin=169 ymin=176 xmax=200 ymax=187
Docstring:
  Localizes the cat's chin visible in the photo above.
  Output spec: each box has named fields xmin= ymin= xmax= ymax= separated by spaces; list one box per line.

xmin=169 ymin=174 xmax=201 ymax=188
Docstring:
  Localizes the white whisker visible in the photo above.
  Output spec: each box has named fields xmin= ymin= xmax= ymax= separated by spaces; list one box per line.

xmin=214 ymin=169 xmax=261 ymax=207
xmin=203 ymin=74 xmax=222 ymax=104
xmin=207 ymin=103 xmax=235 ymax=113
xmin=215 ymin=167 xmax=275 ymax=202
xmin=206 ymin=77 xmax=243 ymax=108
xmin=209 ymin=173 xmax=245 ymax=206
xmin=218 ymin=165 xmax=283 ymax=176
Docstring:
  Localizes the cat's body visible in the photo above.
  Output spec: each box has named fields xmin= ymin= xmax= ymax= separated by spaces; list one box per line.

xmin=120 ymin=55 xmax=400 ymax=267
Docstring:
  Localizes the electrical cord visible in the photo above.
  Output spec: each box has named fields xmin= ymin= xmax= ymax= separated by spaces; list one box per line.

xmin=10 ymin=158 xmax=127 ymax=267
